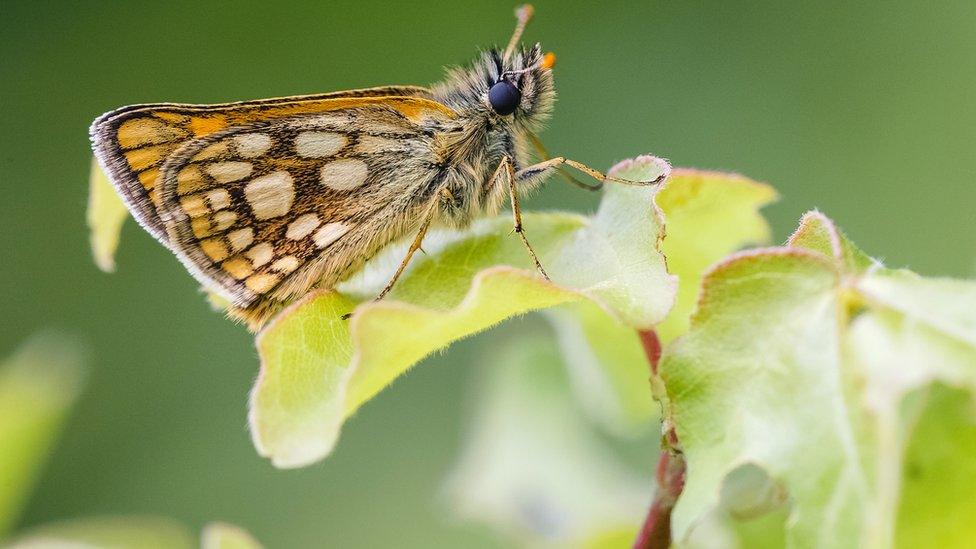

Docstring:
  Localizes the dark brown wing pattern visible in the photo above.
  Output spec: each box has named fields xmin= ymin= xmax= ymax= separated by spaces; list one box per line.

xmin=90 ymin=92 xmax=458 ymax=328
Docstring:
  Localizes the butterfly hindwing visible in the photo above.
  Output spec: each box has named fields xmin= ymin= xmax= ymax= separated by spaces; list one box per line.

xmin=152 ymin=101 xmax=457 ymax=324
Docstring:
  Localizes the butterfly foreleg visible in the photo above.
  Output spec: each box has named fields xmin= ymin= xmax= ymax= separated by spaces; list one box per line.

xmin=494 ymin=156 xmax=551 ymax=281
xmin=516 ymin=154 xmax=668 ymax=191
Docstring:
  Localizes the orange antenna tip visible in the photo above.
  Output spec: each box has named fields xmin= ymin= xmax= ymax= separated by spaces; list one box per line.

xmin=542 ymin=52 xmax=556 ymax=70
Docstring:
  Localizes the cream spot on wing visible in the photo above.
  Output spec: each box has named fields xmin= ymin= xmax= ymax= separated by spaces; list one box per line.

xmin=245 ymin=273 xmax=280 ymax=293
xmin=295 ymin=131 xmax=346 ymax=158
xmin=206 ymin=161 xmax=253 ymax=183
xmin=200 ymin=238 xmax=228 ymax=261
xmin=233 ymin=133 xmax=273 ymax=158
xmin=286 ymin=214 xmax=321 ymax=240
xmin=181 ymin=195 xmax=208 ymax=217
xmin=244 ymin=171 xmax=294 ymax=220
xmin=246 ymin=242 xmax=273 ymax=267
xmin=207 ymin=188 xmax=231 ymax=210
xmin=270 ymin=255 xmax=300 ymax=274
xmin=320 ymin=159 xmax=368 ymax=190
xmin=222 ymin=257 xmax=253 ymax=280
xmin=355 ymin=134 xmax=402 ymax=154
xmin=212 ymin=210 xmax=236 ymax=232
xmin=227 ymin=228 xmax=253 ymax=251
xmin=313 ymin=222 xmax=350 ymax=248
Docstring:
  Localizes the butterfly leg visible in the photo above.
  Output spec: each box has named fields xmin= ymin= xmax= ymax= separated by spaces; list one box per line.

xmin=496 ymin=156 xmax=551 ymax=281
xmin=526 ymin=132 xmax=601 ymax=191
xmin=517 ymin=152 xmax=668 ymax=190
xmin=374 ymin=208 xmax=436 ymax=303
xmin=341 ymin=207 xmax=435 ymax=320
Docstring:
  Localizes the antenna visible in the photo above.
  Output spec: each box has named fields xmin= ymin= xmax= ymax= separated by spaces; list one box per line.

xmin=503 ymin=4 xmax=534 ymax=62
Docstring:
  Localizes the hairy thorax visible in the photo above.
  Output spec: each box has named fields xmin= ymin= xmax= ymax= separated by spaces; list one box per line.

xmin=432 ymin=116 xmax=532 ymax=228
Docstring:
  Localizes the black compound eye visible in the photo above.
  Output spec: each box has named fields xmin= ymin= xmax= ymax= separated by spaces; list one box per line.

xmin=488 ymin=80 xmax=521 ymax=116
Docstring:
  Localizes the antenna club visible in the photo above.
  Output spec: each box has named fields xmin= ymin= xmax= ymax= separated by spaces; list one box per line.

xmin=542 ymin=52 xmax=556 ymax=70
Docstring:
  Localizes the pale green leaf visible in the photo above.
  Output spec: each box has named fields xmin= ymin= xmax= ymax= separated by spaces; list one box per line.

xmin=201 ymin=522 xmax=264 ymax=549
xmin=444 ymin=336 xmax=648 ymax=547
xmin=788 ymin=210 xmax=875 ymax=274
xmin=846 ymin=306 xmax=976 ymax=548
xmin=895 ymin=384 xmax=976 ymax=548
xmin=542 ymin=169 xmax=775 ymax=434
xmin=250 ymin=156 xmax=675 ymax=468
xmin=87 ymin=158 xmax=128 ymax=273
xmin=857 ymin=269 xmax=976 ymax=347
xmin=0 ymin=334 xmax=85 ymax=537
xmin=655 ymin=169 xmax=777 ymax=343
xmin=7 ymin=516 xmax=194 ymax=549
xmin=660 ymin=211 xmax=976 ymax=547
xmin=662 ymin=249 xmax=852 ymax=547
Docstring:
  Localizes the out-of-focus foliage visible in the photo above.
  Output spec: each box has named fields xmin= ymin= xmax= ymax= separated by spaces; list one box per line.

xmin=0 ymin=335 xmax=84 ymax=537
xmin=7 ymin=516 xmax=195 ymax=549
xmin=86 ymin=159 xmax=128 ymax=273
xmin=201 ymin=522 xmax=265 ymax=549
xmin=8 ymin=517 xmax=265 ymax=549
xmin=444 ymin=336 xmax=648 ymax=547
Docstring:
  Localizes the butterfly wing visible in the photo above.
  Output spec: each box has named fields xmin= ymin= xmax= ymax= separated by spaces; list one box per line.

xmin=146 ymin=99 xmax=457 ymax=328
xmin=90 ymin=86 xmax=435 ymax=242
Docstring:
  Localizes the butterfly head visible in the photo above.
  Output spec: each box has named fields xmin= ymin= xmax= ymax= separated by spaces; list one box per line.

xmin=487 ymin=45 xmax=556 ymax=125
xmin=433 ymin=44 xmax=556 ymax=133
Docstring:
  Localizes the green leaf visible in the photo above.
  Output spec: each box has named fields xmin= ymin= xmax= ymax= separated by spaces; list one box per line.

xmin=663 ymin=248 xmax=850 ymax=546
xmin=444 ymin=335 xmax=648 ymax=546
xmin=788 ymin=210 xmax=875 ymax=274
xmin=250 ymin=156 xmax=675 ymax=468
xmin=0 ymin=334 xmax=85 ymax=537
xmin=201 ymin=522 xmax=264 ymax=549
xmin=655 ymin=169 xmax=777 ymax=343
xmin=660 ymin=211 xmax=976 ymax=547
xmin=896 ymin=384 xmax=976 ymax=548
xmin=542 ymin=169 xmax=775 ymax=435
xmin=87 ymin=158 xmax=129 ymax=273
xmin=856 ymin=269 xmax=976 ymax=347
xmin=7 ymin=516 xmax=194 ymax=549
xmin=499 ymin=168 xmax=776 ymax=546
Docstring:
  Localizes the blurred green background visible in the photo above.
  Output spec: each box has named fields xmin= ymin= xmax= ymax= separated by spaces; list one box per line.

xmin=1 ymin=0 xmax=974 ymax=546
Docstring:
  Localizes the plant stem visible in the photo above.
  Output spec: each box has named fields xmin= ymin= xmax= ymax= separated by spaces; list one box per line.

xmin=632 ymin=330 xmax=686 ymax=549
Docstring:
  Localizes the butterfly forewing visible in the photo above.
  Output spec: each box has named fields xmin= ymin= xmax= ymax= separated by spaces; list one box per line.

xmin=90 ymin=87 xmax=434 ymax=242
xmin=150 ymin=101 xmax=456 ymax=322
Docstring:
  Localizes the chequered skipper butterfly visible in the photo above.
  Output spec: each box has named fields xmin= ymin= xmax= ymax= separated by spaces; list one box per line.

xmin=90 ymin=5 xmax=663 ymax=330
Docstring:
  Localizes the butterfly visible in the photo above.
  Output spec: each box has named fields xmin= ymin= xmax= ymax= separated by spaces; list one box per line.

xmin=90 ymin=5 xmax=663 ymax=330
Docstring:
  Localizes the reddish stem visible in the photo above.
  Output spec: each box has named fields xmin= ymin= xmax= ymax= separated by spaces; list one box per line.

xmin=639 ymin=330 xmax=663 ymax=375
xmin=633 ymin=330 xmax=686 ymax=549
